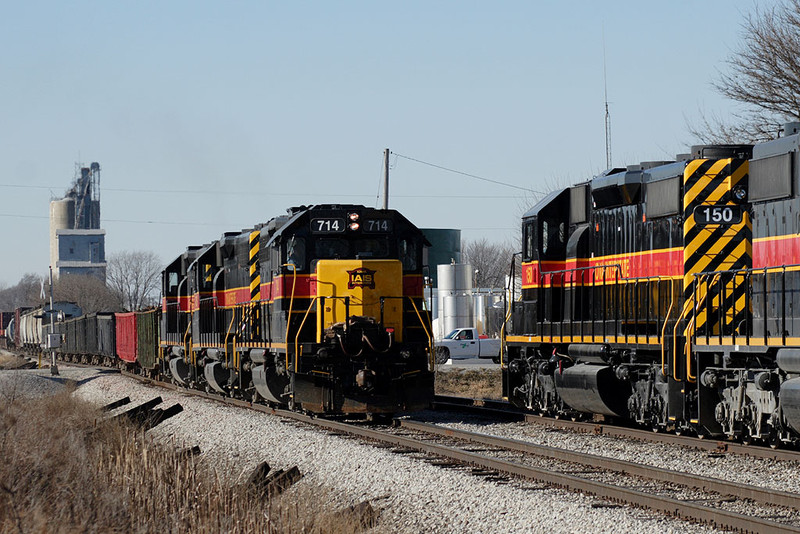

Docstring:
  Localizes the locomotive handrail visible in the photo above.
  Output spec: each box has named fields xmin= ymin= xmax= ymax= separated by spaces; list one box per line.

xmin=691 ymin=263 xmax=800 ymax=347
xmin=293 ymin=295 xmax=352 ymax=371
xmin=534 ymin=263 xmax=681 ymax=348
xmin=537 ymin=264 xmax=623 ymax=343
xmin=183 ymin=320 xmax=192 ymax=367
xmin=499 ymin=302 xmax=513 ymax=368
xmin=224 ymin=311 xmax=236 ymax=369
xmin=404 ymin=296 xmax=434 ymax=369
xmin=674 ymin=272 xmax=720 ymax=383
xmin=283 ymin=264 xmax=298 ymax=371
xmin=500 ymin=253 xmax=521 ymax=368
xmin=294 ymin=296 xmax=321 ymax=372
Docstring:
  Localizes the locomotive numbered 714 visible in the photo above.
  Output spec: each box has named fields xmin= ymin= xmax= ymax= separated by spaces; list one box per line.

xmin=161 ymin=204 xmax=434 ymax=415
xmin=505 ymin=124 xmax=800 ymax=446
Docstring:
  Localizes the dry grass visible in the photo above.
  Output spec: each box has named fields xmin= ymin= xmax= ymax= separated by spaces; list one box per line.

xmin=0 ymin=353 xmax=33 ymax=370
xmin=435 ymin=368 xmax=502 ymax=400
xmin=0 ymin=389 xmax=379 ymax=534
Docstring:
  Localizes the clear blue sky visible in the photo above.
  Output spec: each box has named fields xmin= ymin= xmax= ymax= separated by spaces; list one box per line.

xmin=0 ymin=0 xmax=773 ymax=286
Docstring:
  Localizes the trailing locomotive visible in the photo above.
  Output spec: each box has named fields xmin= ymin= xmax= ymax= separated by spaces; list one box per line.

xmin=161 ymin=204 xmax=434 ymax=415
xmin=10 ymin=205 xmax=433 ymax=417
xmin=504 ymin=122 xmax=800 ymax=446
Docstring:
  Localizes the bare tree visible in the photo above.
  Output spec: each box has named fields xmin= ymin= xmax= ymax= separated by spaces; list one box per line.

xmin=462 ymin=238 xmax=517 ymax=290
xmin=106 ymin=251 xmax=162 ymax=311
xmin=691 ymin=0 xmax=800 ymax=143
xmin=0 ymin=273 xmax=46 ymax=311
xmin=53 ymin=274 xmax=122 ymax=314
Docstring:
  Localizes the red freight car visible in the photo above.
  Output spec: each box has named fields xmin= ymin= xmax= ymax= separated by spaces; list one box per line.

xmin=115 ymin=312 xmax=137 ymax=363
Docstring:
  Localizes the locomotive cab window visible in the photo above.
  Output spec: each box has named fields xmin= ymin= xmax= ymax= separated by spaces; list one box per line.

xmin=316 ymin=238 xmax=349 ymax=259
xmin=541 ymin=218 xmax=565 ymax=257
xmin=523 ymin=220 xmax=536 ymax=261
xmin=166 ymin=272 xmax=179 ymax=295
xmin=398 ymin=238 xmax=418 ymax=270
xmin=285 ymin=236 xmax=306 ymax=270
xmin=355 ymin=237 xmax=389 ymax=258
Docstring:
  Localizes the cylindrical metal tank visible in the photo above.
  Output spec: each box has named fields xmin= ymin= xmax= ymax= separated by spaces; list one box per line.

xmin=437 ymin=263 xmax=473 ymax=338
xmin=50 ymin=198 xmax=74 ymax=274
xmin=474 ymin=294 xmax=486 ymax=335
xmin=422 ymin=229 xmax=461 ymax=286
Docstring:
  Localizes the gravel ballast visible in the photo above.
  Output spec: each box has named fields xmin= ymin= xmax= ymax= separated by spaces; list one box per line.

xmin=2 ymin=366 xmax=728 ymax=533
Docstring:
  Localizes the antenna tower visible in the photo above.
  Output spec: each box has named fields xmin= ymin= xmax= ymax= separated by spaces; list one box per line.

xmin=603 ymin=29 xmax=612 ymax=169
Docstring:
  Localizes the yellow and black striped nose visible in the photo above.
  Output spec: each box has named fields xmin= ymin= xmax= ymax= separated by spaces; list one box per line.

xmin=249 ymin=230 xmax=261 ymax=301
xmin=683 ymin=158 xmax=751 ymax=334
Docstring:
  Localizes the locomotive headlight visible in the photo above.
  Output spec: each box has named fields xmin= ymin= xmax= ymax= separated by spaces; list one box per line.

xmin=732 ymin=185 xmax=747 ymax=203
xmin=347 ymin=212 xmax=360 ymax=230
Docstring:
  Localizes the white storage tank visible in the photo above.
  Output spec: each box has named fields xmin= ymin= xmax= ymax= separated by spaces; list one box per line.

xmin=437 ymin=263 xmax=473 ymax=338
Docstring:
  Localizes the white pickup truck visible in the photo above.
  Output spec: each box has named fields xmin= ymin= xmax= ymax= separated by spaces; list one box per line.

xmin=435 ymin=328 xmax=502 ymax=364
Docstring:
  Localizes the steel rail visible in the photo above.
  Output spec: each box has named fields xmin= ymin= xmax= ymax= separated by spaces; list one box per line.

xmin=434 ymin=395 xmax=800 ymax=462
xmin=400 ymin=419 xmax=800 ymax=510
xmin=278 ymin=413 xmax=800 ymax=533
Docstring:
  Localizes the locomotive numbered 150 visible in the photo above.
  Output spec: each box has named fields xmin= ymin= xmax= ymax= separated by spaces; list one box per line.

xmin=161 ymin=204 xmax=434 ymax=415
xmin=505 ymin=123 xmax=800 ymax=446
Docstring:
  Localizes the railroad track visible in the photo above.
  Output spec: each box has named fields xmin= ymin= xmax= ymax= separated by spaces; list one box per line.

xmin=396 ymin=420 xmax=800 ymax=531
xmin=49 ymin=362 xmax=800 ymax=533
xmin=100 ymin=372 xmax=800 ymax=533
xmin=434 ymin=394 xmax=800 ymax=462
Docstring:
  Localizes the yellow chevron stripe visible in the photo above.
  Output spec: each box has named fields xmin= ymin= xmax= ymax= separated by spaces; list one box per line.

xmin=683 ymin=222 xmax=745 ymax=262
xmin=684 ymin=158 xmax=709 ymax=179
xmin=685 ymin=159 xmax=729 ymax=201
xmin=685 ymin=238 xmax=748 ymax=284
xmin=730 ymin=160 xmax=748 ymax=186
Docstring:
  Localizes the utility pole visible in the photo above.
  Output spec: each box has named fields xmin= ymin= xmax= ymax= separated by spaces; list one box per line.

xmin=383 ymin=148 xmax=390 ymax=210
xmin=49 ymin=266 xmax=58 ymax=376
xmin=603 ymin=27 xmax=612 ymax=169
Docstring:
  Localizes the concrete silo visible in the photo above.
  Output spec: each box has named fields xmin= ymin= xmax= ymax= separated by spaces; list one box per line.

xmin=49 ymin=162 xmax=107 ymax=281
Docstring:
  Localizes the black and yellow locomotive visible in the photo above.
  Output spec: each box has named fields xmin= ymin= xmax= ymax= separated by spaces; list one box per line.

xmin=161 ymin=204 xmax=434 ymax=415
xmin=505 ymin=123 xmax=800 ymax=445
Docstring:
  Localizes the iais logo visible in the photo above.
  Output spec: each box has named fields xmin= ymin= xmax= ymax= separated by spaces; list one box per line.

xmin=347 ymin=267 xmax=376 ymax=289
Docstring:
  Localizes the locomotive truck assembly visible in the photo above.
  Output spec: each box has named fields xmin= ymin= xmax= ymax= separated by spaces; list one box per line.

xmin=504 ymin=122 xmax=800 ymax=447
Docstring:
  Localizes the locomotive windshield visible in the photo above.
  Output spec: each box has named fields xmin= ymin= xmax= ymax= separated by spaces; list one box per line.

xmin=310 ymin=236 xmax=392 ymax=260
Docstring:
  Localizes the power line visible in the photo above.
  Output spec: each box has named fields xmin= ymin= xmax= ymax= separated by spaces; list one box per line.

xmin=391 ymin=152 xmax=543 ymax=194
xmin=0 ymin=213 xmax=233 ymax=226
xmin=0 ymin=183 xmax=518 ymax=199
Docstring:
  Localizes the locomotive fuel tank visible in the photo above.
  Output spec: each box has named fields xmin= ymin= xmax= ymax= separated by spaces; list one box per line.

xmin=553 ymin=364 xmax=631 ymax=417
xmin=779 ymin=379 xmax=800 ymax=434
xmin=777 ymin=349 xmax=800 ymax=433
